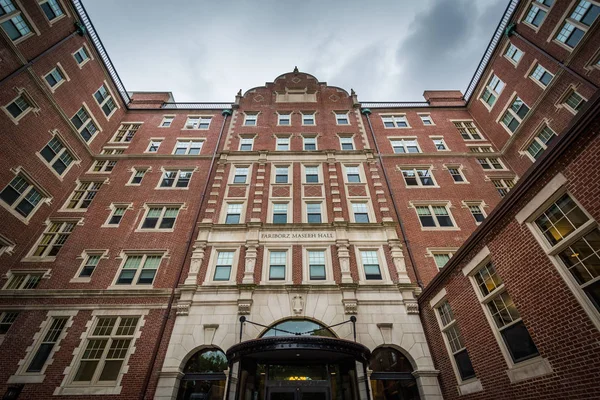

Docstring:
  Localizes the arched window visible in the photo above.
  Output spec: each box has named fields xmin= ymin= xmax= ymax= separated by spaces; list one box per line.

xmin=177 ymin=349 xmax=227 ymax=400
xmin=260 ymin=319 xmax=336 ymax=338
xmin=369 ymin=347 xmax=420 ymax=400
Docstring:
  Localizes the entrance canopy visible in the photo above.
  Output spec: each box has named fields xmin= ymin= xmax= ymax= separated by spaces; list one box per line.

xmin=226 ymin=336 xmax=371 ymax=364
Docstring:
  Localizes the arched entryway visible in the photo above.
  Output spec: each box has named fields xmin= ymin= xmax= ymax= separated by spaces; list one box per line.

xmin=369 ymin=347 xmax=420 ymax=400
xmin=177 ymin=348 xmax=228 ymax=400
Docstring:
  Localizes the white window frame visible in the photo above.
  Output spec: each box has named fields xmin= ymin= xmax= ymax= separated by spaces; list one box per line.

xmin=398 ymin=166 xmax=438 ymax=188
xmin=261 ymin=247 xmax=292 ymax=284
xmin=72 ymin=44 xmax=92 ymax=68
xmin=303 ymin=201 xmax=325 ymax=224
xmin=0 ymin=0 xmax=37 ymax=44
xmin=444 ymin=165 xmax=469 ymax=184
xmin=90 ymin=160 xmax=117 ymax=174
xmin=145 ymin=139 xmax=162 ymax=153
xmin=25 ymin=220 xmax=79 ymax=260
xmin=350 ymin=201 xmax=373 ymax=224
xmin=239 ymin=136 xmax=255 ymax=151
xmin=419 ymin=113 xmax=434 ymax=126
xmin=42 ymin=62 xmax=69 ymax=92
xmin=0 ymin=234 xmax=16 ymax=256
xmin=411 ymin=202 xmax=459 ymax=231
xmin=231 ymin=165 xmax=251 ymax=185
xmin=390 ymin=138 xmax=422 ymax=154
xmin=93 ymin=83 xmax=118 ymax=120
xmin=62 ymin=180 xmax=103 ymax=211
xmin=183 ymin=115 xmax=212 ymax=130
xmin=2 ymin=90 xmax=38 ymax=125
xmin=528 ymin=62 xmax=554 ymax=89
xmin=339 ymin=135 xmax=355 ymax=150
xmin=335 ymin=111 xmax=350 ymax=125
xmin=427 ymin=249 xmax=457 ymax=270
xmin=381 ymin=114 xmax=409 ymax=129
xmin=102 ymin=203 xmax=131 ymax=228
xmin=301 ymin=111 xmax=316 ymax=126
xmin=220 ymin=201 xmax=246 ymax=225
xmin=491 ymin=177 xmax=516 ymax=197
xmin=159 ymin=116 xmax=174 ymax=128
xmin=561 ymin=88 xmax=587 ymax=114
xmin=111 ymin=252 xmax=165 ymax=288
xmin=522 ymin=124 xmax=557 ymax=162
xmin=205 ymin=248 xmax=239 ymax=285
xmin=462 ymin=200 xmax=487 ymax=225
xmin=479 ymin=73 xmax=505 ymax=110
xmin=71 ymin=249 xmax=108 ymax=283
xmin=3 ymin=270 xmax=49 ymax=289
xmin=70 ymin=103 xmax=101 ymax=143
xmin=243 ymin=112 xmax=258 ymax=126
xmin=504 ymin=42 xmax=524 ymax=66
xmin=276 ymin=136 xmax=290 ymax=151
xmin=136 ymin=204 xmax=182 ymax=232
xmin=477 ymin=157 xmax=506 ymax=171
xmin=344 ymin=164 xmax=363 ymax=184
xmin=303 ymin=135 xmax=317 ymax=151
xmin=156 ymin=168 xmax=194 ymax=190
xmin=302 ymin=164 xmax=322 ymax=184
xmin=499 ymin=94 xmax=530 ymax=135
xmin=37 ymin=132 xmax=78 ymax=179
xmin=56 ymin=309 xmax=147 ymax=396
xmin=355 ymin=246 xmax=392 ymax=284
xmin=110 ymin=123 xmax=142 ymax=144
xmin=277 ymin=112 xmax=292 ymax=126
xmin=553 ymin=0 xmax=600 ymax=51
xmin=0 ymin=169 xmax=50 ymax=223
xmin=270 ymin=201 xmax=290 ymax=224
xmin=173 ymin=139 xmax=204 ymax=155
xmin=521 ymin=0 xmax=553 ymax=31
xmin=272 ymin=165 xmax=290 ymax=184
xmin=126 ymin=167 xmax=149 ymax=186
xmin=302 ymin=247 xmax=334 ymax=285
xmin=430 ymin=136 xmax=449 ymax=151
xmin=452 ymin=120 xmax=484 ymax=141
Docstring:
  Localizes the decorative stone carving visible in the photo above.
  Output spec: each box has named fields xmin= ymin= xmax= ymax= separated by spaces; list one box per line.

xmin=343 ymin=300 xmax=358 ymax=315
xmin=176 ymin=302 xmax=190 ymax=316
xmin=405 ymin=301 xmax=419 ymax=315
xmin=238 ymin=300 xmax=252 ymax=315
xmin=337 ymin=240 xmax=353 ymax=284
xmin=389 ymin=240 xmax=411 ymax=284
xmin=292 ymin=295 xmax=304 ymax=315
xmin=243 ymin=242 xmax=258 ymax=284
xmin=184 ymin=244 xmax=206 ymax=285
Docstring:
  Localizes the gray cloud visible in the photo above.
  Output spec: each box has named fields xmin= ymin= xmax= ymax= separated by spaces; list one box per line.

xmin=82 ymin=0 xmax=508 ymax=102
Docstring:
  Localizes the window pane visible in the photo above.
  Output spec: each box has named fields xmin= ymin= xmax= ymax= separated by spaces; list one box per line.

xmin=454 ymin=349 xmax=476 ymax=380
xmin=501 ymin=320 xmax=539 ymax=363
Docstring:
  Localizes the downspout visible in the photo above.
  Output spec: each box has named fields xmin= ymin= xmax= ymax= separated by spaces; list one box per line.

xmin=361 ymin=109 xmax=423 ymax=288
xmin=140 ymin=109 xmax=233 ymax=399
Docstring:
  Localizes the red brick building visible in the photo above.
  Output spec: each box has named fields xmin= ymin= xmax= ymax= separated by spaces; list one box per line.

xmin=0 ymin=0 xmax=598 ymax=399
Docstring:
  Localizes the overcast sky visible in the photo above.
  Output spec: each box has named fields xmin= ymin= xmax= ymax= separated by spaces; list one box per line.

xmin=82 ymin=0 xmax=508 ymax=102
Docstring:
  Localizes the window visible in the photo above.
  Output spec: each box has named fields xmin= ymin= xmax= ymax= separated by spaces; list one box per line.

xmin=361 ymin=251 xmax=382 ymax=280
xmin=185 ymin=116 xmax=211 ymax=129
xmin=555 ymin=0 xmax=599 ymax=49
xmin=239 ymin=137 xmax=254 ymax=151
xmin=0 ymin=312 xmax=18 ymax=334
xmin=233 ymin=167 xmax=248 ymax=184
xmin=101 ymin=148 xmax=125 ymax=155
xmin=26 ymin=316 xmax=68 ymax=373
xmin=129 ymin=169 xmax=147 ymax=185
xmin=79 ymin=254 xmax=101 ymax=278
xmin=504 ymin=43 xmax=523 ymax=64
xmin=533 ymin=194 xmax=599 ymax=311
xmin=94 ymin=85 xmax=116 ymax=117
xmin=4 ymin=272 xmax=44 ymax=289
xmin=71 ymin=107 xmax=98 ymax=142
xmin=303 ymin=136 xmax=317 ymax=151
xmin=346 ymin=166 xmax=361 ymax=183
xmin=159 ymin=116 xmax=174 ymax=127
xmin=225 ymin=203 xmax=242 ymax=224
xmin=526 ymin=126 xmax=556 ymax=160
xmin=243 ymin=113 xmax=257 ymax=126
xmin=435 ymin=300 xmax=476 ymax=381
xmin=277 ymin=113 xmax=291 ymax=126
xmin=302 ymin=112 xmax=315 ymax=125
xmin=72 ymin=316 xmax=140 ymax=384
xmin=65 ymin=181 xmax=102 ymax=209
xmin=0 ymin=175 xmax=44 ymax=218
xmin=401 ymin=168 xmax=435 ymax=187
xmin=4 ymin=94 xmax=32 ymax=121
xmin=147 ymin=140 xmax=161 ymax=153
xmin=415 ymin=205 xmax=454 ymax=228
xmin=563 ymin=90 xmax=587 ymax=113
xmin=213 ymin=251 xmax=233 ymax=281
xmin=160 ymin=170 xmax=192 ymax=188
xmin=501 ymin=97 xmax=530 ymax=133
xmin=44 ymin=67 xmax=64 ymax=89
xmin=339 ymin=136 xmax=354 ymax=150
xmin=272 ymin=203 xmax=288 ymax=224
xmin=492 ymin=178 xmax=515 ymax=197
xmin=30 ymin=221 xmax=75 ymax=257
xmin=306 ymin=203 xmax=322 ymax=223
xmin=268 ymin=251 xmax=287 ymax=281
xmin=174 ymin=140 xmax=203 ymax=155
xmin=275 ymin=167 xmax=289 ymax=184
xmin=73 ymin=46 xmax=89 ymax=65
xmin=308 ymin=250 xmax=326 ymax=280
xmin=447 ymin=167 xmax=465 ymax=183
xmin=391 ymin=139 xmax=420 ymax=153
xmin=433 ymin=253 xmax=452 ymax=269
xmin=419 ymin=114 xmax=434 ymax=125
xmin=468 ymin=203 xmax=486 ymax=223
xmin=477 ymin=157 xmax=504 ymax=170
xmin=432 ymin=138 xmax=448 ymax=151
xmin=472 ymin=262 xmax=540 ymax=363
xmin=481 ymin=74 xmax=504 ymax=107
xmin=0 ymin=0 xmax=32 ymax=42
xmin=468 ymin=145 xmax=493 ymax=153
xmin=335 ymin=112 xmax=349 ymax=125
xmin=453 ymin=121 xmax=483 ymax=140
xmin=305 ymin=166 xmax=319 ymax=183
xmin=524 ymin=0 xmax=553 ymax=28
xmin=382 ymin=115 xmax=409 ymax=128
xmin=112 ymin=123 xmax=141 ymax=143
xmin=92 ymin=160 xmax=116 ymax=173
xmin=106 ymin=206 xmax=127 ymax=226
xmin=40 ymin=137 xmax=74 ymax=176
xmin=116 ymin=254 xmax=162 ymax=285
xmin=141 ymin=206 xmax=179 ymax=230
xmin=530 ymin=64 xmax=553 ymax=87
xmin=276 ymin=137 xmax=290 ymax=151
xmin=352 ymin=203 xmax=369 ymax=223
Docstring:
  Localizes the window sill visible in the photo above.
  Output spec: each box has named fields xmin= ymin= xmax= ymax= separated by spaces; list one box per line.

xmin=20 ymin=256 xmax=56 ymax=263
xmin=76 ymin=58 xmax=91 ymax=69
xmin=8 ymin=374 xmax=45 ymax=384
xmin=69 ymin=277 xmax=92 ymax=283
xmin=506 ymin=357 xmax=553 ymax=383
xmin=457 ymin=378 xmax=483 ymax=396
xmin=301 ymin=280 xmax=335 ymax=286
xmin=154 ymin=187 xmax=190 ymax=191
xmin=404 ymin=185 xmax=440 ymax=189
xmin=55 ymin=384 xmax=122 ymax=396
xmin=46 ymin=13 xmax=67 ymax=27
xmin=134 ymin=229 xmax=175 ymax=233
xmin=12 ymin=31 xmax=35 ymax=46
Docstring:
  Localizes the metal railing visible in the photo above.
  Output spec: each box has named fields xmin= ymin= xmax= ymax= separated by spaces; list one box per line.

xmin=161 ymin=102 xmax=233 ymax=110
xmin=360 ymin=101 xmax=430 ymax=108
xmin=71 ymin=0 xmax=131 ymax=105
xmin=463 ymin=0 xmax=520 ymax=102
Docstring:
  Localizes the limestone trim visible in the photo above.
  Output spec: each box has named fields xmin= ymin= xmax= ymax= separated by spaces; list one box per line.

xmin=8 ymin=310 xmax=77 ymax=384
xmin=461 ymin=246 xmax=490 ymax=276
xmin=301 ymin=246 xmax=335 ymax=285
xmin=42 ymin=62 xmax=71 ymax=92
xmin=204 ymin=247 xmax=241 ymax=285
xmin=55 ymin=309 xmax=148 ymax=396
xmin=515 ymin=173 xmax=566 ymax=223
xmin=70 ymin=249 xmax=109 ymax=283
xmin=0 ymin=166 xmax=53 ymax=225
xmin=261 ymin=246 xmax=293 ymax=285
xmin=2 ymin=87 xmax=40 ymax=125
xmin=354 ymin=245 xmax=393 ymax=285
